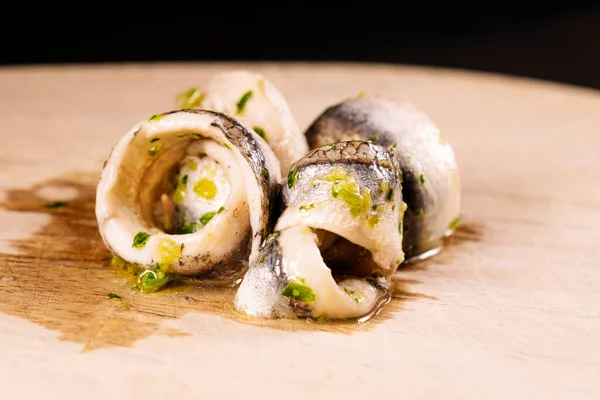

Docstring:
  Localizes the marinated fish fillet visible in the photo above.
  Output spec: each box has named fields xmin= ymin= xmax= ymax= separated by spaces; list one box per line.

xmin=96 ymin=110 xmax=281 ymax=289
xmin=304 ymin=97 xmax=461 ymax=261
xmin=235 ymin=141 xmax=405 ymax=319
xmin=176 ymin=70 xmax=308 ymax=176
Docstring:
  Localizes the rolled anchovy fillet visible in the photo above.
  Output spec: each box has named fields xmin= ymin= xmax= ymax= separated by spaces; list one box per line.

xmin=235 ymin=141 xmax=405 ymax=319
xmin=96 ymin=109 xmax=281 ymax=280
xmin=304 ymin=97 xmax=461 ymax=261
xmin=177 ymin=70 xmax=308 ymax=176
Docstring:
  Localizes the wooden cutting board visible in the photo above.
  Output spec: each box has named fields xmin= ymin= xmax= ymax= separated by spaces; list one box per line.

xmin=1 ymin=62 xmax=599 ymax=399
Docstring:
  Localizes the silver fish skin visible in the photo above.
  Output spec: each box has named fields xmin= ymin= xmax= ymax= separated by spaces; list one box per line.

xmin=235 ymin=141 xmax=405 ymax=320
xmin=304 ymin=97 xmax=461 ymax=261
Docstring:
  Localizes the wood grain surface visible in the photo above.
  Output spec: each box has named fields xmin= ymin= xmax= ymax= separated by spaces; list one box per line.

xmin=0 ymin=62 xmax=599 ymax=399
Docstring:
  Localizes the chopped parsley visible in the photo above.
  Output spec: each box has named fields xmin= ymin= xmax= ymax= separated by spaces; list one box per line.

xmin=326 ymin=167 xmax=372 ymax=217
xmin=259 ymin=254 xmax=267 ymax=263
xmin=132 ymin=231 xmax=150 ymax=248
xmin=367 ymin=213 xmax=379 ymax=227
xmin=180 ymin=218 xmax=197 ymax=234
xmin=287 ymin=168 xmax=300 ymax=189
xmin=149 ymin=142 xmax=161 ymax=157
xmin=261 ymin=169 xmax=269 ymax=180
xmin=149 ymin=114 xmax=163 ymax=122
xmin=281 ymin=279 xmax=316 ymax=302
xmin=177 ymin=87 xmax=204 ymax=109
xmin=137 ymin=263 xmax=171 ymax=293
xmin=299 ymin=204 xmax=315 ymax=211
xmin=386 ymin=188 xmax=394 ymax=202
xmin=253 ymin=126 xmax=268 ymax=142
xmin=343 ymin=287 xmax=365 ymax=303
xmin=419 ymin=173 xmax=425 ymax=184
xmin=236 ymin=90 xmax=253 ymax=114
xmin=449 ymin=217 xmax=460 ymax=230
xmin=107 ymin=293 xmax=121 ymax=300
xmin=43 ymin=201 xmax=68 ymax=209
xmin=199 ymin=206 xmax=225 ymax=225
xmin=150 ymin=137 xmax=160 ymax=143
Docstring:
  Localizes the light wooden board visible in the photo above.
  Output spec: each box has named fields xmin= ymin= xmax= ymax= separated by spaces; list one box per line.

xmin=0 ymin=62 xmax=599 ymax=399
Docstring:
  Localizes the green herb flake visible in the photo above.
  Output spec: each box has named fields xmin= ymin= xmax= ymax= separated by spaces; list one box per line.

xmin=261 ymin=169 xmax=269 ymax=181
xmin=343 ymin=287 xmax=365 ymax=303
xmin=259 ymin=254 xmax=267 ymax=264
xmin=253 ymin=126 xmax=268 ymax=142
xmin=173 ymin=176 xmax=187 ymax=203
xmin=199 ymin=209 xmax=221 ymax=225
xmin=287 ymin=168 xmax=300 ymax=189
xmin=367 ymin=135 xmax=379 ymax=143
xmin=326 ymin=167 xmax=372 ymax=217
xmin=386 ymin=188 xmax=394 ymax=202
xmin=236 ymin=90 xmax=253 ymax=114
xmin=180 ymin=218 xmax=197 ymax=234
xmin=177 ymin=87 xmax=204 ymax=109
xmin=137 ymin=263 xmax=171 ymax=294
xmin=419 ymin=173 xmax=425 ymax=184
xmin=371 ymin=204 xmax=378 ymax=211
xmin=149 ymin=142 xmax=161 ymax=157
xmin=449 ymin=217 xmax=460 ymax=230
xmin=107 ymin=293 xmax=121 ymax=300
xmin=299 ymin=204 xmax=315 ymax=211
xmin=367 ymin=213 xmax=379 ymax=227
xmin=379 ymin=160 xmax=391 ymax=168
xmin=331 ymin=183 xmax=371 ymax=217
xmin=149 ymin=114 xmax=163 ymax=122
xmin=391 ymin=142 xmax=397 ymax=148
xmin=281 ymin=280 xmax=316 ymax=302
xmin=44 ymin=201 xmax=68 ymax=209
xmin=132 ymin=232 xmax=151 ymax=248
xmin=191 ymin=133 xmax=204 ymax=139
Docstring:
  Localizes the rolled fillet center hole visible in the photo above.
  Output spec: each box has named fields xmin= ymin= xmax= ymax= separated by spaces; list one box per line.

xmin=150 ymin=140 xmax=232 ymax=234
xmin=315 ymin=230 xmax=386 ymax=284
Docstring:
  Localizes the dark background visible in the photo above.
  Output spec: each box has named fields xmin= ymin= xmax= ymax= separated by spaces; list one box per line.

xmin=2 ymin=4 xmax=599 ymax=90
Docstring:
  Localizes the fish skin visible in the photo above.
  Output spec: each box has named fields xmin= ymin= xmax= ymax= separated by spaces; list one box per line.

xmin=304 ymin=98 xmax=461 ymax=261
xmin=235 ymin=141 xmax=405 ymax=319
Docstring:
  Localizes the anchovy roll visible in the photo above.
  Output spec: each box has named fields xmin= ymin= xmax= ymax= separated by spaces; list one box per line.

xmin=96 ymin=109 xmax=281 ymax=288
xmin=235 ymin=141 xmax=405 ymax=320
xmin=304 ymin=97 xmax=461 ymax=261
xmin=176 ymin=70 xmax=308 ymax=176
